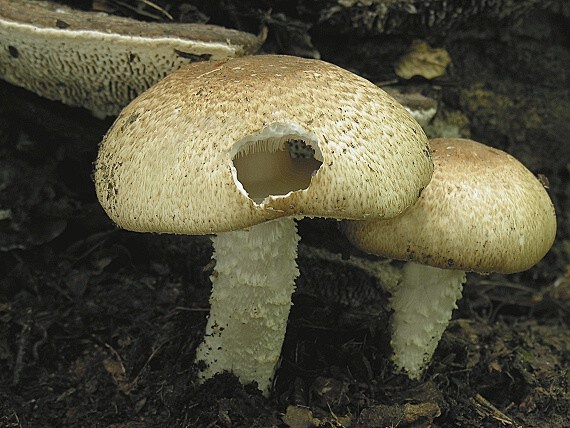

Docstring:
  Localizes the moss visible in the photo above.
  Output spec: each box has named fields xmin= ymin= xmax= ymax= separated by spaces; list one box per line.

xmin=517 ymin=347 xmax=536 ymax=364
xmin=425 ymin=108 xmax=470 ymax=139
xmin=460 ymin=84 xmax=514 ymax=125
xmin=459 ymin=83 xmax=570 ymax=165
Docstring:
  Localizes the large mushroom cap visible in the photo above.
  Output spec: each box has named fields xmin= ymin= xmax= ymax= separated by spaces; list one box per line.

xmin=95 ymin=54 xmax=433 ymax=235
xmin=342 ymin=138 xmax=557 ymax=274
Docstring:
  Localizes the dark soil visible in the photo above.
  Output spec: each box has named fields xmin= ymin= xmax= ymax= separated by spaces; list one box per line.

xmin=1 ymin=1 xmax=568 ymax=427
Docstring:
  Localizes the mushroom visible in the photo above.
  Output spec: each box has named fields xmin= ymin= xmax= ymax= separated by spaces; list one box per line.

xmin=94 ymin=54 xmax=434 ymax=394
xmin=0 ymin=0 xmax=264 ymax=118
xmin=341 ymin=138 xmax=556 ymax=379
xmin=383 ymin=88 xmax=438 ymax=128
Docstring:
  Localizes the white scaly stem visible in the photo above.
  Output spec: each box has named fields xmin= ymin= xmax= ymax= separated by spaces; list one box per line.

xmin=195 ymin=217 xmax=300 ymax=395
xmin=390 ymin=262 xmax=466 ymax=379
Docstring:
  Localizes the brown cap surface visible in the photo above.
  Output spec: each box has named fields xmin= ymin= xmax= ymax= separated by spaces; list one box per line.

xmin=342 ymin=138 xmax=557 ymax=273
xmin=95 ymin=55 xmax=433 ymax=235
xmin=0 ymin=0 xmax=263 ymax=117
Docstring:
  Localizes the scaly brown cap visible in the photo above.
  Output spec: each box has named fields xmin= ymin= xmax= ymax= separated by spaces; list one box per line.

xmin=95 ymin=55 xmax=433 ymax=234
xmin=342 ymin=138 xmax=557 ymax=273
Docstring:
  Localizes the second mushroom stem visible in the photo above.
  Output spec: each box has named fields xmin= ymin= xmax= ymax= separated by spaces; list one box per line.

xmin=390 ymin=262 xmax=466 ymax=379
xmin=194 ymin=217 xmax=300 ymax=395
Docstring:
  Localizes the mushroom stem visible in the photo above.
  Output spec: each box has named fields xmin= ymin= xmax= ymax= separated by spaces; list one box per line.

xmin=195 ymin=217 xmax=300 ymax=395
xmin=390 ymin=262 xmax=465 ymax=379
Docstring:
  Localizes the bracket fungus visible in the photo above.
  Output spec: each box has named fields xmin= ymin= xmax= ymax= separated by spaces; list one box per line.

xmin=0 ymin=0 xmax=263 ymax=118
xmin=94 ymin=54 xmax=433 ymax=395
xmin=342 ymin=138 xmax=556 ymax=379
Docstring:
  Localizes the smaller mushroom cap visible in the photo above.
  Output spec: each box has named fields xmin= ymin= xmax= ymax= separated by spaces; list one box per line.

xmin=342 ymin=138 xmax=557 ymax=273
xmin=95 ymin=55 xmax=433 ymax=235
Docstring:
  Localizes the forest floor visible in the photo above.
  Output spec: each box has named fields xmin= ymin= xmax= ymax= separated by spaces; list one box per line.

xmin=0 ymin=1 xmax=568 ymax=427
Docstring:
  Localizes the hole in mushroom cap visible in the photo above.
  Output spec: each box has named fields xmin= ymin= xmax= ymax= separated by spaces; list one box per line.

xmin=230 ymin=123 xmax=323 ymax=204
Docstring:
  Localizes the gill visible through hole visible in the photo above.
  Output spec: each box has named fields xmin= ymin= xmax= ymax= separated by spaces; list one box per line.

xmin=232 ymin=139 xmax=323 ymax=204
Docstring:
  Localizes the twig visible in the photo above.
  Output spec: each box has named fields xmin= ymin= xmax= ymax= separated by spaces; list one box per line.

xmin=470 ymin=393 xmax=521 ymax=427
xmin=12 ymin=308 xmax=33 ymax=386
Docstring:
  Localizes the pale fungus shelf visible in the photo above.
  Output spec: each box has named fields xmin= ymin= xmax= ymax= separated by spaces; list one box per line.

xmin=342 ymin=138 xmax=556 ymax=380
xmin=0 ymin=0 xmax=264 ymax=118
xmin=94 ymin=54 xmax=434 ymax=395
xmin=394 ymin=40 xmax=452 ymax=80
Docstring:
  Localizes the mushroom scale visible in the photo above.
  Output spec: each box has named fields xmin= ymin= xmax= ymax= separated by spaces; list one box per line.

xmin=94 ymin=54 xmax=434 ymax=394
xmin=342 ymin=138 xmax=557 ymax=379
